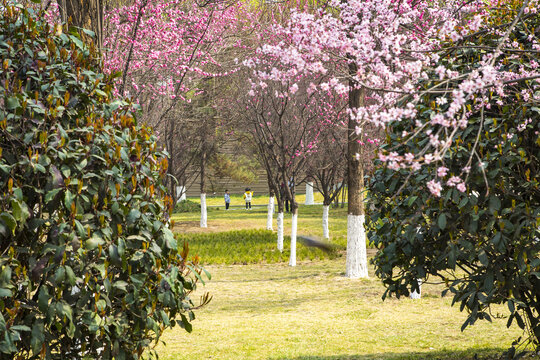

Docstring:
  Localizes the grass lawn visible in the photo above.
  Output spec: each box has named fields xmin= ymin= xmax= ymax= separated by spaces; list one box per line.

xmin=175 ymin=229 xmax=341 ymax=265
xmin=186 ymin=193 xmax=329 ymax=207
xmin=172 ymin=198 xmax=349 ymax=243
xmin=163 ymin=203 xmax=529 ymax=360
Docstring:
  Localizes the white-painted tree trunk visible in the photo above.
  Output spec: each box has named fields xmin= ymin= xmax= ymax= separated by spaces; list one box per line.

xmin=289 ymin=212 xmax=298 ymax=267
xmin=345 ymin=214 xmax=368 ymax=278
xmin=305 ymin=182 xmax=314 ymax=205
xmin=200 ymin=193 xmax=207 ymax=228
xmin=410 ymin=279 xmax=422 ymax=299
xmin=266 ymin=196 xmax=274 ymax=230
xmin=176 ymin=185 xmax=186 ymax=202
xmin=322 ymin=205 xmax=330 ymax=239
xmin=277 ymin=212 xmax=284 ymax=252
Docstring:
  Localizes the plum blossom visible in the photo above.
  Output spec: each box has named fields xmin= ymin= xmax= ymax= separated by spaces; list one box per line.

xmin=437 ymin=166 xmax=448 ymax=177
xmin=427 ymin=180 xmax=442 ymax=197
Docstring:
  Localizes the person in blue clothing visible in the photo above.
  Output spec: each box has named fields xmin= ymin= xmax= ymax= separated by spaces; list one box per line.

xmin=224 ymin=190 xmax=231 ymax=210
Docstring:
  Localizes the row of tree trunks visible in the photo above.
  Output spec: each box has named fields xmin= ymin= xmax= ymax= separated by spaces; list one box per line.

xmin=67 ymin=0 xmax=370 ymax=281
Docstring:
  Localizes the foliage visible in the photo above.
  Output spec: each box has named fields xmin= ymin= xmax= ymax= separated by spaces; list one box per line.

xmin=369 ymin=2 xmax=540 ymax=353
xmin=174 ymin=200 xmax=201 ymax=213
xmin=207 ymin=153 xmax=259 ymax=189
xmin=175 ymin=229 xmax=340 ymax=265
xmin=0 ymin=3 xmax=208 ymax=359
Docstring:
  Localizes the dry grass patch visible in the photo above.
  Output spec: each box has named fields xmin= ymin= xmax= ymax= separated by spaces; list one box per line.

xmin=164 ymin=202 xmax=530 ymax=359
xmin=155 ymin=258 xmax=525 ymax=360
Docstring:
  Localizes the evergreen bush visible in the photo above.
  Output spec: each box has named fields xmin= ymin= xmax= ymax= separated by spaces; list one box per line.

xmin=0 ymin=3 xmax=209 ymax=359
xmin=368 ymin=7 xmax=540 ymax=353
xmin=174 ymin=200 xmax=201 ymax=213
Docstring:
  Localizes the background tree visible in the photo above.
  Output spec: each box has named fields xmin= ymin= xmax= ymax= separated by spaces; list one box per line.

xmin=103 ymin=0 xmax=250 ymax=208
xmin=305 ymin=126 xmax=347 ymax=239
xmin=250 ymin=0 xmax=450 ymax=278
xmin=58 ymin=0 xmax=103 ymax=49
xmin=0 ymin=4 xmax=209 ymax=358
xmin=236 ymin=54 xmax=344 ymax=264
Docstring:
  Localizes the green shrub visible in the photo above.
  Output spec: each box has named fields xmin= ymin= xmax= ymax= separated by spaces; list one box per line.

xmin=368 ymin=6 xmax=540 ymax=352
xmin=176 ymin=229 xmax=340 ymax=265
xmin=174 ymin=199 xmax=201 ymax=213
xmin=0 ymin=4 xmax=208 ymax=359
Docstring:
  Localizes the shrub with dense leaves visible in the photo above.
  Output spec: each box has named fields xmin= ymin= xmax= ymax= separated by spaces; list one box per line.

xmin=368 ymin=5 xmax=540 ymax=354
xmin=0 ymin=3 xmax=209 ymax=359
xmin=174 ymin=200 xmax=201 ymax=213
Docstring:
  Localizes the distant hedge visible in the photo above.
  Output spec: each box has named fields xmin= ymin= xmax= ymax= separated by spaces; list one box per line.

xmin=176 ymin=229 xmax=341 ymax=264
xmin=174 ymin=199 xmax=201 ymax=213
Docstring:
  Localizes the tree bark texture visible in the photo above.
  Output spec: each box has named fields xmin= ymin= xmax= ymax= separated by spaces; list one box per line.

xmin=59 ymin=0 xmax=103 ymax=50
xmin=346 ymin=63 xmax=369 ymax=278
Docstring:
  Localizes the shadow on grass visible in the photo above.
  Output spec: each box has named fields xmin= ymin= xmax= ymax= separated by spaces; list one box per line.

xmin=270 ymin=348 xmax=521 ymax=360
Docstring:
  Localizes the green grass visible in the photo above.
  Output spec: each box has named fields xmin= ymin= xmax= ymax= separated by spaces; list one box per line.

xmin=155 ymin=259 xmax=527 ymax=360
xmin=187 ymin=193 xmax=329 ymax=207
xmin=176 ymin=229 xmax=341 ymax=265
xmin=164 ymin=203 xmax=531 ymax=360
xmin=171 ymin=203 xmax=349 ymax=245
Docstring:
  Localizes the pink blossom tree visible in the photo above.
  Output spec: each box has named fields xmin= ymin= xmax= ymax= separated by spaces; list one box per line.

xmin=103 ymin=0 xmax=250 ymax=226
xmin=251 ymin=0 xmax=528 ymax=278
xmin=234 ymin=45 xmax=345 ymax=263
xmin=369 ymin=0 xmax=540 ymax=347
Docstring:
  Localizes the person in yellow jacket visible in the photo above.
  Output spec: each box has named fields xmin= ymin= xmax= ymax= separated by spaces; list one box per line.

xmin=243 ymin=188 xmax=253 ymax=210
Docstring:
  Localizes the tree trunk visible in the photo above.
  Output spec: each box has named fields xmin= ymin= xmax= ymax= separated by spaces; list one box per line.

xmin=288 ymin=196 xmax=298 ymax=267
xmin=277 ymin=211 xmax=284 ymax=252
xmin=341 ymin=182 xmax=346 ymax=208
xmin=167 ymin=119 xmax=177 ymax=204
xmin=322 ymin=204 xmax=330 ymax=239
xmin=200 ymin=193 xmax=207 ymax=228
xmin=176 ymin=186 xmax=186 ymax=203
xmin=276 ymin=199 xmax=284 ymax=252
xmin=305 ymin=182 xmax=314 ymax=205
xmin=288 ymin=209 xmax=298 ymax=267
xmin=266 ymin=194 xmax=274 ymax=230
xmin=200 ymin=147 xmax=207 ymax=228
xmin=59 ymin=0 xmax=103 ymax=50
xmin=410 ymin=279 xmax=422 ymax=299
xmin=346 ymin=70 xmax=368 ymax=279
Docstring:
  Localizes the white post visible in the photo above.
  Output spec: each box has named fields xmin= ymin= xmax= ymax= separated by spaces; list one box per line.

xmin=277 ymin=212 xmax=284 ymax=252
xmin=410 ymin=226 xmax=422 ymax=298
xmin=410 ymin=279 xmax=422 ymax=299
xmin=200 ymin=193 xmax=207 ymax=228
xmin=305 ymin=182 xmax=314 ymax=205
xmin=176 ymin=186 xmax=186 ymax=203
xmin=289 ymin=212 xmax=297 ymax=267
xmin=322 ymin=205 xmax=330 ymax=239
xmin=345 ymin=214 xmax=368 ymax=278
xmin=266 ymin=195 xmax=274 ymax=230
